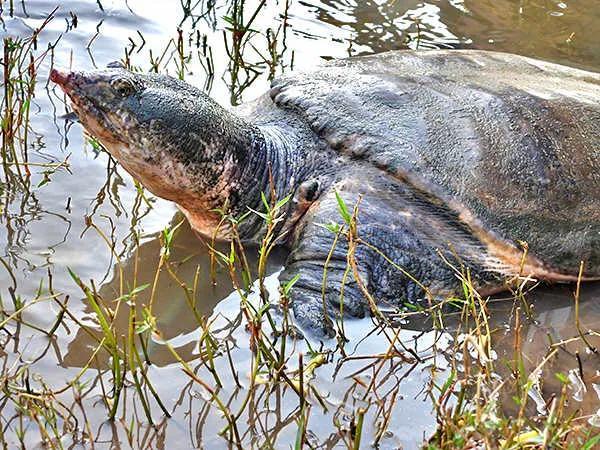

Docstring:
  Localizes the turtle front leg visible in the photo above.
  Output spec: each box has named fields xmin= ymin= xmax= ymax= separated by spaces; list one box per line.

xmin=280 ymin=184 xmax=480 ymax=337
xmin=280 ymin=222 xmax=370 ymax=337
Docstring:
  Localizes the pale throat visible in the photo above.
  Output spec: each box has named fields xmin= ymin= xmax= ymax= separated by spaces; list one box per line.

xmin=135 ymin=169 xmax=234 ymax=241
xmin=177 ymin=205 xmax=231 ymax=241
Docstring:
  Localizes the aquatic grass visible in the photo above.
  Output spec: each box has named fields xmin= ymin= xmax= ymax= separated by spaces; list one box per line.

xmin=123 ymin=0 xmax=288 ymax=101
xmin=197 ymin=191 xmax=336 ymax=441
xmin=221 ymin=0 xmax=292 ymax=103
xmin=3 ymin=191 xmax=600 ymax=447
xmin=222 ymin=0 xmax=266 ymax=104
xmin=1 ymin=8 xmax=58 ymax=186
xmin=0 ymin=323 xmax=89 ymax=448
xmin=425 ymin=265 xmax=600 ymax=449
xmin=62 ymin=217 xmax=174 ymax=426
xmin=64 ymin=186 xmax=600 ymax=448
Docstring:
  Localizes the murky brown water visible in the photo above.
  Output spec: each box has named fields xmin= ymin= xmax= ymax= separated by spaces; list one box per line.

xmin=2 ymin=0 xmax=600 ymax=448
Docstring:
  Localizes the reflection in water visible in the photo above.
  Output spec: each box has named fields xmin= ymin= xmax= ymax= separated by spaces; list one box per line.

xmin=490 ymin=283 xmax=600 ymax=419
xmin=312 ymin=0 xmax=461 ymax=52
xmin=451 ymin=0 xmax=600 ymax=70
xmin=1 ymin=0 xmax=600 ymax=447
xmin=63 ymin=217 xmax=286 ymax=368
xmin=296 ymin=0 xmax=600 ymax=70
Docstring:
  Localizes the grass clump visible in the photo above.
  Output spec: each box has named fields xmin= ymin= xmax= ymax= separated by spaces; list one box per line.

xmin=1 ymin=8 xmax=60 ymax=187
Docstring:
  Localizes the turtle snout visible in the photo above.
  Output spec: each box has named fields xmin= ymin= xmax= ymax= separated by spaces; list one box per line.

xmin=50 ymin=68 xmax=71 ymax=87
xmin=50 ymin=68 xmax=83 ymax=95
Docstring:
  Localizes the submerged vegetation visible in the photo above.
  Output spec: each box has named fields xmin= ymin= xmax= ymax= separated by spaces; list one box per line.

xmin=1 ymin=0 xmax=600 ymax=448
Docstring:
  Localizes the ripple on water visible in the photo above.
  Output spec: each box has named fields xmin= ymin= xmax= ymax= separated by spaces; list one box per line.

xmin=1 ymin=0 xmax=600 ymax=447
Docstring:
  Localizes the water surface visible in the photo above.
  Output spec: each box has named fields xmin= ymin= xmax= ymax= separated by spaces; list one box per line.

xmin=1 ymin=0 xmax=600 ymax=448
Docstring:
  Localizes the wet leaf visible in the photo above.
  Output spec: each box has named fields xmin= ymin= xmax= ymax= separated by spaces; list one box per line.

xmin=283 ymin=273 xmax=301 ymax=296
xmin=335 ymin=191 xmax=351 ymax=225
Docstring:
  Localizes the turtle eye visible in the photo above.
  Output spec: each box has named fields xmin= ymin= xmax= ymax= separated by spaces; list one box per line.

xmin=111 ymin=78 xmax=135 ymax=97
xmin=106 ymin=60 xmax=125 ymax=69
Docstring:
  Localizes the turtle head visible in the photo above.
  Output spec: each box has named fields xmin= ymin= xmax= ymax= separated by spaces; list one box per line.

xmin=51 ymin=63 xmax=265 ymax=238
xmin=50 ymin=62 xmax=152 ymax=150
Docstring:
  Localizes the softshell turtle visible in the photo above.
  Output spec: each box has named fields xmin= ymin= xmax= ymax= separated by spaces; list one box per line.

xmin=50 ymin=50 xmax=600 ymax=336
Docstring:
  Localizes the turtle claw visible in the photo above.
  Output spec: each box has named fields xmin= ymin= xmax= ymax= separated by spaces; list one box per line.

xmin=291 ymin=290 xmax=336 ymax=338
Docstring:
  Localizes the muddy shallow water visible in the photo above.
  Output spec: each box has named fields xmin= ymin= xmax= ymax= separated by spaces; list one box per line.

xmin=2 ymin=0 xmax=600 ymax=448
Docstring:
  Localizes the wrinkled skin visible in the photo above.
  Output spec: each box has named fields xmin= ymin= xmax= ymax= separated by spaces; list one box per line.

xmin=51 ymin=51 xmax=600 ymax=337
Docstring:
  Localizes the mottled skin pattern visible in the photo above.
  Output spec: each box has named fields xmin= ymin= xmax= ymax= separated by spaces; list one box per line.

xmin=51 ymin=50 xmax=600 ymax=337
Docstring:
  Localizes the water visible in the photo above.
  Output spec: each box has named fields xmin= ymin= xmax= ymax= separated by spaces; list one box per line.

xmin=1 ymin=0 xmax=600 ymax=448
